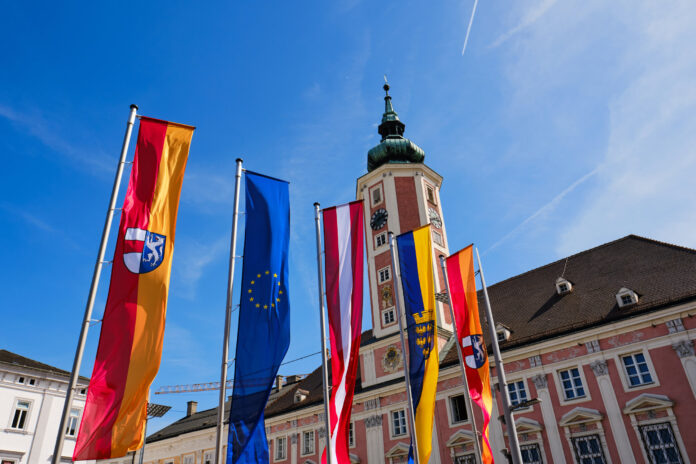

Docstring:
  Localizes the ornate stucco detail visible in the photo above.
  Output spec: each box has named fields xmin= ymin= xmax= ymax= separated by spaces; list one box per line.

xmin=364 ymin=398 xmax=381 ymax=410
xmin=590 ymin=360 xmax=609 ymax=376
xmin=291 ymin=434 xmax=297 ymax=444
xmin=585 ymin=340 xmax=600 ymax=353
xmin=382 ymin=345 xmax=402 ymax=373
xmin=365 ymin=415 xmax=383 ymax=428
xmin=672 ymin=340 xmax=695 ymax=358
xmin=531 ymin=374 xmax=548 ymax=390
xmin=318 ymin=426 xmax=326 ymax=438
xmin=666 ymin=318 xmax=686 ymax=334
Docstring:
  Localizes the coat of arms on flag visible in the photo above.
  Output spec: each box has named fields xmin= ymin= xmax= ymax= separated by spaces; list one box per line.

xmin=123 ymin=227 xmax=167 ymax=274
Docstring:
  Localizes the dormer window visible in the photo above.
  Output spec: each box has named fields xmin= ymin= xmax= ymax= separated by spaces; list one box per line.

xmin=616 ymin=287 xmax=639 ymax=308
xmin=556 ymin=277 xmax=573 ymax=295
xmin=294 ymin=389 xmax=309 ymax=404
xmin=496 ymin=324 xmax=511 ymax=342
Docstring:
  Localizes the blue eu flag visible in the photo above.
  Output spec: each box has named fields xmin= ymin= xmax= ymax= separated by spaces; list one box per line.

xmin=228 ymin=171 xmax=290 ymax=463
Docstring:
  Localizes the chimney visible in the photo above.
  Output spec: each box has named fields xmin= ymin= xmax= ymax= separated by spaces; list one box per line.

xmin=276 ymin=375 xmax=284 ymax=392
xmin=186 ymin=401 xmax=197 ymax=416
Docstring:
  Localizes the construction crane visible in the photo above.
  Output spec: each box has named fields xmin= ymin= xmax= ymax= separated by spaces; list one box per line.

xmin=155 ymin=380 xmax=234 ymax=395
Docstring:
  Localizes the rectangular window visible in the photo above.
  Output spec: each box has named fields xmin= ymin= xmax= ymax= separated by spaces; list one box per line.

xmin=378 ymin=266 xmax=391 ymax=283
xmin=375 ymin=232 xmax=387 ymax=248
xmin=1 ymin=460 xmax=16 ymax=464
xmin=639 ymin=423 xmax=683 ymax=463
xmin=521 ymin=444 xmax=543 ymax=464
xmin=204 ymin=451 xmax=214 ymax=464
xmin=183 ymin=455 xmax=195 ymax=464
xmin=349 ymin=422 xmax=355 ymax=447
xmin=372 ymin=187 xmax=382 ymax=205
xmin=433 ymin=231 xmax=443 ymax=246
xmin=392 ymin=410 xmax=407 ymax=436
xmin=449 ymin=395 xmax=468 ymax=423
xmin=65 ymin=408 xmax=80 ymax=437
xmin=426 ymin=186 xmax=436 ymax=204
xmin=559 ymin=368 xmax=586 ymax=399
xmin=572 ymin=435 xmax=606 ymax=463
xmin=10 ymin=400 xmax=30 ymax=430
xmin=275 ymin=436 xmax=287 ymax=460
xmin=382 ymin=307 xmax=396 ymax=325
xmin=622 ymin=353 xmax=653 ymax=387
xmin=302 ymin=430 xmax=315 ymax=455
xmin=17 ymin=377 xmax=25 ymax=384
xmin=621 ymin=294 xmax=634 ymax=306
xmin=507 ymin=381 xmax=528 ymax=407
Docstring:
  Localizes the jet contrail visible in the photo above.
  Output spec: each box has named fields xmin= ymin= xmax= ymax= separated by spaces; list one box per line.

xmin=462 ymin=0 xmax=479 ymax=56
xmin=484 ymin=166 xmax=601 ymax=254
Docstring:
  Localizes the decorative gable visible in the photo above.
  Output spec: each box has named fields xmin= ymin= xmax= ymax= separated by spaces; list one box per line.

xmin=445 ymin=429 xmax=476 ymax=447
xmin=559 ymin=407 xmax=603 ymax=427
xmin=623 ymin=393 xmax=673 ymax=415
xmin=385 ymin=443 xmax=410 ymax=459
xmin=516 ymin=417 xmax=543 ymax=434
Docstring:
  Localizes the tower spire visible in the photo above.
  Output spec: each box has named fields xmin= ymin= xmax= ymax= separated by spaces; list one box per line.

xmin=367 ymin=80 xmax=425 ymax=172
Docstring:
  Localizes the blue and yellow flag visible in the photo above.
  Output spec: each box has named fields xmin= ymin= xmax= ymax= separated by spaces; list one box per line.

xmin=228 ymin=171 xmax=290 ymax=463
xmin=396 ymin=224 xmax=439 ymax=464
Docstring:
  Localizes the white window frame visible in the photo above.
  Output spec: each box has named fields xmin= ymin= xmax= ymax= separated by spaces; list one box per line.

xmin=371 ymin=185 xmax=383 ymax=206
xmin=0 ymin=459 xmax=18 ymax=464
xmin=382 ymin=307 xmax=396 ymax=326
xmin=8 ymin=398 xmax=32 ymax=431
xmin=615 ymin=349 xmax=659 ymax=392
xmin=378 ymin=266 xmax=391 ymax=284
xmin=447 ymin=394 xmax=469 ymax=425
xmin=183 ymin=454 xmax=195 ymax=464
xmin=507 ymin=379 xmax=530 ymax=409
xmin=558 ymin=367 xmax=587 ymax=401
xmin=65 ymin=408 xmax=82 ymax=438
xmin=390 ymin=409 xmax=408 ymax=438
xmin=553 ymin=364 xmax=592 ymax=406
xmin=301 ymin=430 xmax=315 ymax=456
xmin=375 ymin=232 xmax=388 ymax=249
xmin=275 ymin=436 xmax=288 ymax=461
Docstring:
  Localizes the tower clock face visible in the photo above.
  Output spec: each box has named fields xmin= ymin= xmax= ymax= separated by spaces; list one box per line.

xmin=428 ymin=207 xmax=442 ymax=229
xmin=370 ymin=208 xmax=388 ymax=230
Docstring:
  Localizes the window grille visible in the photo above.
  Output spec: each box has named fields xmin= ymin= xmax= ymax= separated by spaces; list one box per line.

xmin=521 ymin=444 xmax=543 ymax=464
xmin=640 ymin=423 xmax=683 ymax=463
xmin=572 ymin=435 xmax=606 ymax=464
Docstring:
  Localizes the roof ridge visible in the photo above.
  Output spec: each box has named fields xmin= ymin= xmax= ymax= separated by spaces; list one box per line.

xmin=482 ymin=234 xmax=696 ymax=290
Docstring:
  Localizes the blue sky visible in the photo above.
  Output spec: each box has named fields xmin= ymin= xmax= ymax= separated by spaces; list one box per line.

xmin=2 ymin=1 xmax=695 ymax=432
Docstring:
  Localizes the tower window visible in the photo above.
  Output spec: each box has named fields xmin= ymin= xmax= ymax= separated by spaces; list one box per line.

xmin=372 ymin=187 xmax=382 ymax=205
xmin=378 ymin=266 xmax=391 ymax=283
xmin=433 ymin=231 xmax=444 ymax=246
xmin=375 ymin=232 xmax=387 ymax=248
xmin=382 ymin=307 xmax=396 ymax=326
xmin=426 ymin=186 xmax=436 ymax=204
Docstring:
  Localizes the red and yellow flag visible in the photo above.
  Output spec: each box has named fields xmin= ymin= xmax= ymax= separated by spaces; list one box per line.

xmin=446 ymin=245 xmax=494 ymax=464
xmin=74 ymin=117 xmax=194 ymax=460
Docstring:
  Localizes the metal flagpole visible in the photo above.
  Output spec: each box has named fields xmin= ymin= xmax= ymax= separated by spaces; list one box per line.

xmin=215 ymin=158 xmax=244 ymax=464
xmin=438 ymin=255 xmax=483 ymax=463
xmin=51 ymin=104 xmax=139 ymax=464
xmin=138 ymin=414 xmax=149 ymax=464
xmin=388 ymin=232 xmax=420 ymax=464
xmin=475 ymin=248 xmax=523 ymax=464
xmin=313 ymin=203 xmax=333 ymax=464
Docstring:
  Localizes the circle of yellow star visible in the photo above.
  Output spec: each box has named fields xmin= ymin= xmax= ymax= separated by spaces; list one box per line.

xmin=256 ymin=303 xmax=260 ymax=308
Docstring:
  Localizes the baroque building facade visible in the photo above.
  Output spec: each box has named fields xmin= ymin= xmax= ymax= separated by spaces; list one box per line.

xmin=139 ymin=88 xmax=696 ymax=464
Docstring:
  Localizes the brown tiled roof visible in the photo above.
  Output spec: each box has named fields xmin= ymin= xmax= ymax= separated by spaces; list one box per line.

xmin=482 ymin=235 xmax=696 ymax=349
xmin=150 ymin=235 xmax=696 ymax=435
xmin=0 ymin=350 xmax=89 ymax=383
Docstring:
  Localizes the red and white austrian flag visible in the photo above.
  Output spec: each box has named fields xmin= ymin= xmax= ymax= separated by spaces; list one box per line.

xmin=322 ymin=201 xmax=364 ymax=464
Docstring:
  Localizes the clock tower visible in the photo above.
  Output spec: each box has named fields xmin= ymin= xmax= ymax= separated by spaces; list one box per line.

xmin=356 ymin=83 xmax=454 ymax=361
